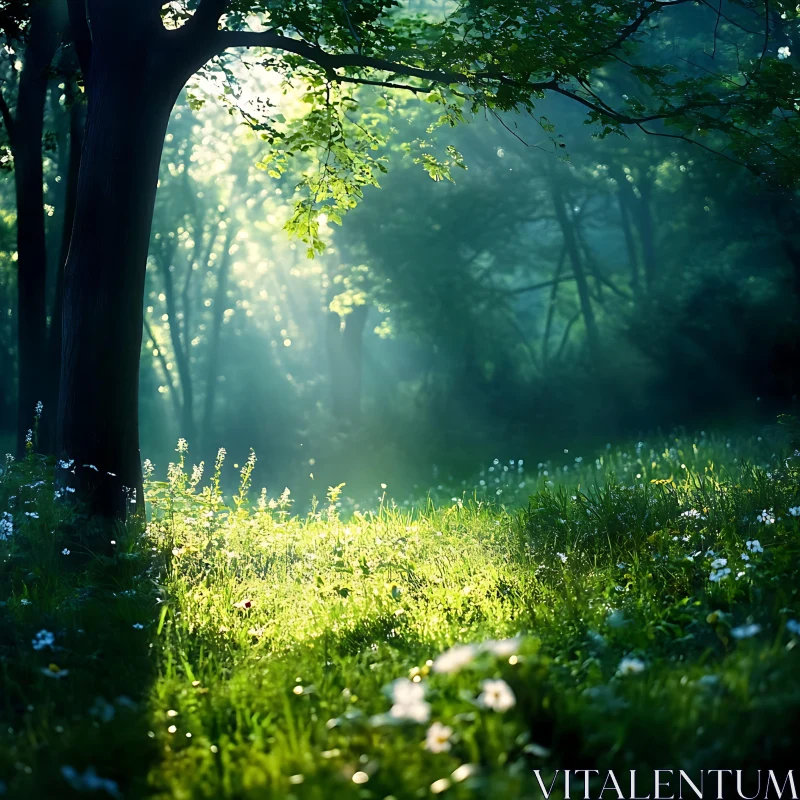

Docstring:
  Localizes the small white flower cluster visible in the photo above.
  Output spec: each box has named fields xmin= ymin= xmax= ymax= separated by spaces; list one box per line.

xmin=778 ymin=45 xmax=791 ymax=59
xmin=756 ymin=509 xmax=775 ymax=524
xmin=432 ymin=637 xmax=521 ymax=674
xmin=788 ymin=506 xmax=800 ymax=517
xmin=710 ymin=564 xmax=732 ymax=583
xmin=0 ymin=511 xmax=12 ymax=541
xmin=746 ymin=539 xmax=763 ymax=553
xmin=425 ymin=721 xmax=453 ymax=753
xmin=389 ymin=678 xmax=430 ymax=723
xmin=32 ymin=629 xmax=55 ymax=651
xmin=680 ymin=509 xmax=706 ymax=520
xmin=617 ymin=657 xmax=646 ymax=676
xmin=477 ymin=678 xmax=516 ymax=711
xmin=731 ymin=623 xmax=761 ymax=640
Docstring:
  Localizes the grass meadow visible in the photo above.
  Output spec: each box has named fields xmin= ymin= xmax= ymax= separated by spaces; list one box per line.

xmin=1 ymin=428 xmax=799 ymax=798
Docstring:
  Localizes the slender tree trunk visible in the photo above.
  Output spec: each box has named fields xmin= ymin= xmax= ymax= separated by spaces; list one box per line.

xmin=143 ymin=317 xmax=183 ymax=423
xmin=550 ymin=177 xmax=601 ymax=363
xmin=618 ymin=189 xmax=641 ymax=300
xmin=156 ymin=242 xmax=197 ymax=445
xmin=12 ymin=1 xmax=67 ymax=453
xmin=326 ymin=303 xmax=369 ymax=424
xmin=634 ymin=177 xmax=658 ymax=293
xmin=57 ymin=41 xmax=183 ymax=518
xmin=340 ymin=303 xmax=368 ymax=421
xmin=202 ymin=225 xmax=236 ymax=447
xmin=45 ymin=87 xmax=84 ymax=451
xmin=541 ymin=244 xmax=566 ymax=364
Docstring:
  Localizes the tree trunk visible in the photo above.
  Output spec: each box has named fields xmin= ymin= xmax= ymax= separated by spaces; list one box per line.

xmin=326 ymin=303 xmax=369 ymax=424
xmin=541 ymin=245 xmax=566 ymax=365
xmin=57 ymin=44 xmax=183 ymax=519
xmin=634 ymin=177 xmax=658 ymax=293
xmin=202 ymin=225 xmax=236 ymax=449
xmin=12 ymin=1 xmax=67 ymax=453
xmin=550 ymin=176 xmax=601 ymax=363
xmin=45 ymin=87 xmax=85 ymax=451
xmin=617 ymin=187 xmax=641 ymax=300
xmin=156 ymin=240 xmax=197 ymax=445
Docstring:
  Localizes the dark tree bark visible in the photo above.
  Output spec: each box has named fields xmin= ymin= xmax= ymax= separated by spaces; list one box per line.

xmin=45 ymin=82 xmax=84 ymax=451
xmin=57 ymin=4 xmax=192 ymax=518
xmin=6 ymin=0 xmax=67 ymax=454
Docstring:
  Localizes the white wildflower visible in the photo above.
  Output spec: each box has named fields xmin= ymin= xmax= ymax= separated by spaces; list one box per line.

xmin=482 ymin=637 xmax=521 ymax=658
xmin=41 ymin=664 xmax=69 ymax=679
xmin=710 ymin=557 xmax=727 ymax=569
xmin=756 ymin=509 xmax=774 ymax=524
xmin=425 ymin=721 xmax=454 ymax=753
xmin=477 ymin=678 xmax=516 ymax=712
xmin=746 ymin=539 xmax=764 ymax=553
xmin=778 ymin=45 xmax=791 ymax=59
xmin=617 ymin=657 xmax=646 ymax=676
xmin=0 ymin=511 xmax=12 ymax=540
xmin=389 ymin=678 xmax=430 ymax=723
xmin=788 ymin=506 xmax=800 ymax=517
xmin=432 ymin=643 xmax=478 ymax=674
xmin=32 ymin=629 xmax=55 ymax=651
xmin=731 ymin=623 xmax=761 ymax=639
xmin=451 ymin=764 xmax=479 ymax=782
xmin=710 ymin=567 xmax=731 ymax=582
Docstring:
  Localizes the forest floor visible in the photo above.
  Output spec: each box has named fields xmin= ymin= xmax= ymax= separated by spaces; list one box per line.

xmin=1 ymin=429 xmax=800 ymax=798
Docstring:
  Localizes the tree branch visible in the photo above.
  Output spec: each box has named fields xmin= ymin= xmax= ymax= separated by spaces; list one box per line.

xmin=331 ymin=74 xmax=434 ymax=93
xmin=66 ymin=0 xmax=92 ymax=76
xmin=216 ymin=29 xmax=556 ymax=91
xmin=506 ymin=275 xmax=577 ymax=295
xmin=186 ymin=0 xmax=229 ymax=38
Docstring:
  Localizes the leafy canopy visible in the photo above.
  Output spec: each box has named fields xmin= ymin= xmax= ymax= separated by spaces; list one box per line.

xmin=170 ymin=0 xmax=797 ymax=252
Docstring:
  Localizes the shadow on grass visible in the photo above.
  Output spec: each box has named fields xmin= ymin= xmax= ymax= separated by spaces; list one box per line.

xmin=0 ymin=501 xmax=163 ymax=799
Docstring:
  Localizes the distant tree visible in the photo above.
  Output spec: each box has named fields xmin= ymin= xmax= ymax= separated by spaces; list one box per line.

xmin=0 ymin=0 xmax=68 ymax=453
